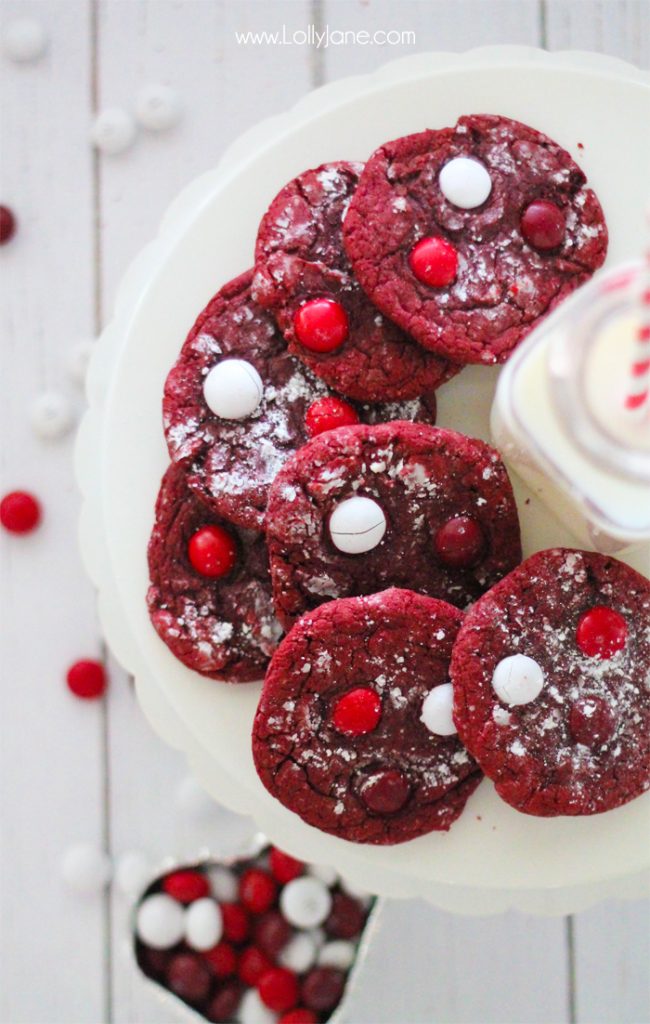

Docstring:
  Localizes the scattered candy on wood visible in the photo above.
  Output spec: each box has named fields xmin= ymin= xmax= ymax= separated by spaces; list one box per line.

xmin=115 ymin=850 xmax=152 ymax=898
xmin=135 ymin=83 xmax=182 ymax=132
xmin=0 ymin=491 xmax=41 ymax=533
xmin=66 ymin=659 xmax=107 ymax=700
xmin=91 ymin=107 xmax=136 ymax=155
xmin=61 ymin=842 xmax=111 ymax=894
xmin=0 ymin=205 xmax=17 ymax=244
xmin=2 ymin=17 xmax=48 ymax=63
xmin=30 ymin=391 xmax=74 ymax=440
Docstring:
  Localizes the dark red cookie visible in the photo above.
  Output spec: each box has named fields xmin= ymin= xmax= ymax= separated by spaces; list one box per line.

xmin=451 ymin=549 xmax=650 ymax=816
xmin=343 ymin=114 xmax=607 ymax=365
xmin=164 ymin=270 xmax=437 ymax=531
xmin=253 ymin=589 xmax=481 ymax=843
xmin=264 ymin=420 xmax=521 ymax=629
xmin=147 ymin=464 xmax=280 ymax=681
xmin=253 ymin=161 xmax=458 ymax=401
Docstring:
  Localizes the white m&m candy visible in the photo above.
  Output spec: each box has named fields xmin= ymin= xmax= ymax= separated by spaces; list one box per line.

xmin=91 ymin=108 xmax=136 ymax=155
xmin=439 ymin=157 xmax=492 ymax=210
xmin=185 ymin=897 xmax=223 ymax=950
xmin=30 ymin=392 xmax=74 ymax=440
xmin=2 ymin=18 xmax=48 ymax=63
xmin=203 ymin=359 xmax=263 ymax=420
xmin=207 ymin=865 xmax=238 ymax=902
xmin=136 ymin=893 xmax=185 ymax=949
xmin=238 ymin=989 xmax=276 ymax=1024
xmin=279 ymin=932 xmax=318 ymax=972
xmin=280 ymin=876 xmax=332 ymax=929
xmin=115 ymin=850 xmax=152 ymax=899
xmin=318 ymin=940 xmax=356 ymax=970
xmin=329 ymin=496 xmax=386 ymax=554
xmin=135 ymin=83 xmax=182 ymax=132
xmin=492 ymin=654 xmax=544 ymax=706
xmin=61 ymin=843 xmax=111 ymax=894
xmin=420 ymin=682 xmax=457 ymax=736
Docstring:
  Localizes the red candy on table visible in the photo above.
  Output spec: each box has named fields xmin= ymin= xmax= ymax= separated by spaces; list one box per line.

xmin=0 ymin=490 xmax=41 ymax=534
xmin=434 ymin=515 xmax=485 ymax=568
xmin=0 ymin=205 xmax=17 ymax=245
xmin=575 ymin=605 xmax=628 ymax=659
xmin=293 ymin=297 xmax=349 ymax=353
xmin=520 ymin=200 xmax=566 ymax=251
xmin=66 ymin=659 xmax=107 ymax=700
xmin=301 ymin=966 xmax=346 ymax=1012
xmin=332 ymin=687 xmax=382 ymax=736
xmin=204 ymin=941 xmax=238 ymax=978
xmin=166 ymin=953 xmax=212 ymax=1003
xmin=162 ymin=869 xmax=210 ymax=903
xmin=279 ymin=1009 xmax=318 ymax=1024
xmin=269 ymin=847 xmax=304 ymax=884
xmin=206 ymin=982 xmax=242 ymax=1023
xmin=238 ymin=946 xmax=273 ymax=987
xmin=325 ymin=891 xmax=365 ymax=940
xmin=253 ymin=910 xmax=291 ymax=957
xmin=221 ymin=902 xmax=250 ymax=944
xmin=408 ymin=236 xmax=458 ymax=287
xmin=258 ymin=967 xmax=300 ymax=1013
xmin=569 ymin=697 xmax=617 ymax=748
xmin=187 ymin=524 xmax=237 ymax=578
xmin=305 ymin=396 xmax=359 ymax=437
xmin=239 ymin=868 xmax=277 ymax=914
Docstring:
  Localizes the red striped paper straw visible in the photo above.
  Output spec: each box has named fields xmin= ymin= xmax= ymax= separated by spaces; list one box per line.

xmin=625 ymin=228 xmax=650 ymax=413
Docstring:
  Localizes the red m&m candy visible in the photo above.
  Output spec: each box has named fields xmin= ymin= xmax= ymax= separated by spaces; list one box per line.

xmin=305 ymin=396 xmax=359 ymax=437
xmin=332 ymin=688 xmax=381 ymax=736
xmin=204 ymin=940 xmax=238 ymax=978
xmin=569 ymin=697 xmax=616 ymax=748
xmin=575 ymin=606 xmax=628 ymax=659
xmin=221 ymin=902 xmax=250 ymax=944
xmin=239 ymin=868 xmax=277 ymax=914
xmin=166 ymin=953 xmax=212 ymax=1003
xmin=358 ymin=768 xmax=411 ymax=814
xmin=0 ymin=205 xmax=17 ymax=245
xmin=434 ymin=515 xmax=485 ymax=568
xmin=0 ymin=490 xmax=41 ymax=533
xmin=162 ymin=869 xmax=210 ymax=903
xmin=187 ymin=525 xmax=237 ymax=578
xmin=520 ymin=200 xmax=565 ymax=251
xmin=269 ymin=847 xmax=304 ymax=884
xmin=409 ymin=236 xmax=458 ymax=287
xmin=258 ymin=967 xmax=300 ymax=1013
xmin=293 ymin=298 xmax=349 ymax=353
xmin=279 ymin=1010 xmax=318 ymax=1024
xmin=66 ymin=659 xmax=107 ymax=700
xmin=238 ymin=946 xmax=273 ymax=987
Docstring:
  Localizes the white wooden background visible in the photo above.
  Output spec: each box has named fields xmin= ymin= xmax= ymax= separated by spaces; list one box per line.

xmin=1 ymin=2 xmax=649 ymax=1022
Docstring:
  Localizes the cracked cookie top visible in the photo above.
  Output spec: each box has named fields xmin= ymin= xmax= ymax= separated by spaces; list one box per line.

xmin=343 ymin=115 xmax=607 ymax=365
xmin=252 ymin=588 xmax=481 ymax=844
xmin=253 ymin=161 xmax=458 ymax=400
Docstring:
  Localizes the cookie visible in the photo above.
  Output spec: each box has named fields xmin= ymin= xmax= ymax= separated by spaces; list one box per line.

xmin=253 ymin=161 xmax=458 ymax=401
xmin=343 ymin=114 xmax=608 ymax=365
xmin=147 ymin=464 xmax=281 ymax=681
xmin=163 ymin=270 xmax=437 ymax=531
xmin=451 ymin=548 xmax=650 ymax=816
xmin=264 ymin=420 xmax=522 ymax=629
xmin=252 ymin=588 xmax=481 ymax=844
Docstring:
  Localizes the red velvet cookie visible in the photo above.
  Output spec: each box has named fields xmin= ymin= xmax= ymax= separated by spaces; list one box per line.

xmin=253 ymin=589 xmax=481 ymax=844
xmin=253 ymin=161 xmax=458 ymax=400
xmin=343 ymin=115 xmax=607 ymax=365
xmin=147 ymin=464 xmax=281 ymax=681
xmin=451 ymin=549 xmax=650 ymax=816
xmin=164 ymin=270 xmax=437 ymax=531
xmin=264 ymin=421 xmax=522 ymax=629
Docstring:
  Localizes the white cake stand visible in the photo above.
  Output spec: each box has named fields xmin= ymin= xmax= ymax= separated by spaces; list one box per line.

xmin=77 ymin=46 xmax=650 ymax=915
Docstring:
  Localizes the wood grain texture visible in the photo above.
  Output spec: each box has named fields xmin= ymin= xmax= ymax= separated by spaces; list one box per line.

xmin=0 ymin=1 xmax=649 ymax=1021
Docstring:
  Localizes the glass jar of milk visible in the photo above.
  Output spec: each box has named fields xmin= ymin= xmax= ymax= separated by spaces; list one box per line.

xmin=492 ymin=262 xmax=650 ymax=553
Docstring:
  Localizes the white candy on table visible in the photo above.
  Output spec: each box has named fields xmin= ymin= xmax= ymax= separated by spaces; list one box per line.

xmin=439 ymin=157 xmax=492 ymax=209
xmin=2 ymin=17 xmax=48 ymax=63
xmin=91 ymin=108 xmax=136 ymax=155
xmin=318 ymin=939 xmax=356 ymax=970
xmin=492 ymin=653 xmax=545 ymax=706
xmin=280 ymin=876 xmax=332 ymax=929
xmin=135 ymin=83 xmax=182 ymax=132
xmin=279 ymin=932 xmax=318 ymax=972
xmin=206 ymin=865 xmax=238 ymax=902
xmin=61 ymin=843 xmax=111 ymax=895
xmin=67 ymin=340 xmax=95 ymax=387
xmin=114 ymin=850 xmax=152 ymax=899
xmin=30 ymin=391 xmax=74 ymax=440
xmin=203 ymin=358 xmax=263 ymax=420
xmin=185 ymin=897 xmax=223 ymax=950
xmin=237 ymin=989 xmax=277 ymax=1024
xmin=136 ymin=893 xmax=185 ymax=949
xmin=420 ymin=682 xmax=457 ymax=736
xmin=329 ymin=496 xmax=386 ymax=554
